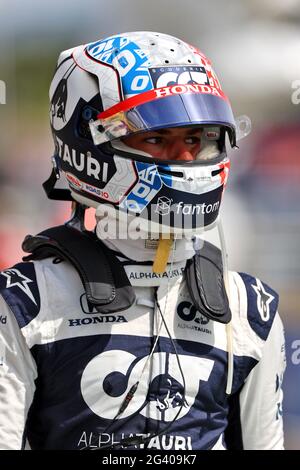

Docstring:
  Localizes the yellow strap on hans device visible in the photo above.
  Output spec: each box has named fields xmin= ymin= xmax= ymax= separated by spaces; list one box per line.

xmin=152 ymin=236 xmax=173 ymax=274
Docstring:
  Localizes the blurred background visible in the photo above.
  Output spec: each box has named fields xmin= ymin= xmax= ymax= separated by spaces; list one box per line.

xmin=0 ymin=0 xmax=299 ymax=449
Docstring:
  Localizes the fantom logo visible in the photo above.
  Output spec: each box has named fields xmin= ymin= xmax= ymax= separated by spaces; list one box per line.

xmin=81 ymin=350 xmax=214 ymax=421
xmin=176 ymin=201 xmax=220 ymax=215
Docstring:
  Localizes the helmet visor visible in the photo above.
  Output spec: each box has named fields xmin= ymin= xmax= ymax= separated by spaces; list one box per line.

xmin=89 ymin=91 xmax=236 ymax=147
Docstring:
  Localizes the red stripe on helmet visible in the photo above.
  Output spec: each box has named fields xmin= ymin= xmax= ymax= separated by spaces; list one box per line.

xmin=98 ymin=84 xmax=228 ymax=120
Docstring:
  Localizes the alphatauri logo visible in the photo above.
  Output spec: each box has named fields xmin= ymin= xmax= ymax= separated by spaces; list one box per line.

xmin=55 ymin=136 xmax=109 ymax=182
xmin=176 ymin=301 xmax=211 ymax=335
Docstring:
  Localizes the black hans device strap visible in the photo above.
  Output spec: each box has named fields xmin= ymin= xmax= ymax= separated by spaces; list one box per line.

xmin=22 ymin=225 xmax=136 ymax=314
xmin=22 ymin=225 xmax=231 ymax=323
xmin=186 ymin=241 xmax=231 ymax=324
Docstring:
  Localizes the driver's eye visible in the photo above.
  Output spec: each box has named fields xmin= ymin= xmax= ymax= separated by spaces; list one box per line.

xmin=185 ymin=136 xmax=201 ymax=145
xmin=144 ymin=137 xmax=162 ymax=144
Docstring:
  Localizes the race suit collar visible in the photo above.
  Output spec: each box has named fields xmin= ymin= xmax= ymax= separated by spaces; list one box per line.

xmin=98 ymin=235 xmax=196 ymax=263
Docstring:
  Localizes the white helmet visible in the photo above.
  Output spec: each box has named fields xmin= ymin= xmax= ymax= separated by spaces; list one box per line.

xmin=48 ymin=31 xmax=237 ymax=235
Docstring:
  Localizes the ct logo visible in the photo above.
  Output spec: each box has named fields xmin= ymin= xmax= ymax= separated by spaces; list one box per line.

xmin=177 ymin=301 xmax=210 ymax=325
xmin=149 ymin=66 xmax=209 ymax=89
xmin=81 ymin=351 xmax=214 ymax=422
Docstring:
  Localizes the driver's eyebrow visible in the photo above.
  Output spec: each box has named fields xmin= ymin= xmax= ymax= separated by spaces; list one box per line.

xmin=186 ymin=127 xmax=203 ymax=135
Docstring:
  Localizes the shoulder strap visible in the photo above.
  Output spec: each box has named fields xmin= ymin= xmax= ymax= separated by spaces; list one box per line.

xmin=22 ymin=225 xmax=136 ymax=314
xmin=185 ymin=241 xmax=231 ymax=324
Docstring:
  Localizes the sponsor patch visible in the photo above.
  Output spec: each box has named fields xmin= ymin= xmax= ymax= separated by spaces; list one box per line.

xmin=56 ymin=137 xmax=110 ymax=184
xmin=78 ymin=430 xmax=193 ymax=450
xmin=154 ymin=83 xmax=226 ymax=100
xmin=149 ymin=65 xmax=209 ymax=89
xmin=66 ymin=172 xmax=82 ymax=189
xmin=124 ymin=263 xmax=185 ymax=287
xmin=251 ymin=278 xmax=275 ymax=322
xmin=82 ymin=182 xmax=109 ymax=199
xmin=176 ymin=301 xmax=211 ymax=335
xmin=1 ymin=268 xmax=37 ymax=305
xmin=80 ymin=350 xmax=214 ymax=422
xmin=238 ymin=272 xmax=278 ymax=341
xmin=155 ymin=196 xmax=173 ymax=216
xmin=68 ymin=315 xmax=127 ymax=327
xmin=0 ymin=263 xmax=41 ymax=328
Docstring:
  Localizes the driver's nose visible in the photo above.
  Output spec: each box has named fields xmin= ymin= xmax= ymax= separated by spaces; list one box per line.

xmin=167 ymin=140 xmax=195 ymax=161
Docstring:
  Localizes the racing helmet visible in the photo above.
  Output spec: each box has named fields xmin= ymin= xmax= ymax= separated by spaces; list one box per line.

xmin=48 ymin=31 xmax=237 ymax=235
